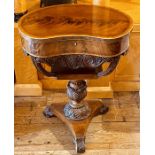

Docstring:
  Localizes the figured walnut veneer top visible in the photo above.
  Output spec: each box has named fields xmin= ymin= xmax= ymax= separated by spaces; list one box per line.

xmin=18 ymin=4 xmax=133 ymax=39
xmin=18 ymin=4 xmax=133 ymax=58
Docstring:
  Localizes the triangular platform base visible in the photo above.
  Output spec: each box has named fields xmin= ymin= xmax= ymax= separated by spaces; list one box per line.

xmin=43 ymin=100 xmax=109 ymax=153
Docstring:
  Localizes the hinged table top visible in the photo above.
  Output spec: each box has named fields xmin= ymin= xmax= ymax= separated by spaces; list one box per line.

xmin=18 ymin=4 xmax=133 ymax=39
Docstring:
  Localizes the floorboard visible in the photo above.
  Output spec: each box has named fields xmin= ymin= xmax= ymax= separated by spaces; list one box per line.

xmin=15 ymin=91 xmax=140 ymax=155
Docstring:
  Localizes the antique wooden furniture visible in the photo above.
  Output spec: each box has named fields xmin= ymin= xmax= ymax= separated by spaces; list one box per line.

xmin=40 ymin=0 xmax=77 ymax=7
xmin=18 ymin=4 xmax=133 ymax=153
xmin=15 ymin=0 xmax=140 ymax=96
xmin=14 ymin=0 xmax=28 ymax=22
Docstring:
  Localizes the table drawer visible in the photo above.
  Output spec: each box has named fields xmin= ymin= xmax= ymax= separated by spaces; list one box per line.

xmin=21 ymin=36 xmax=129 ymax=58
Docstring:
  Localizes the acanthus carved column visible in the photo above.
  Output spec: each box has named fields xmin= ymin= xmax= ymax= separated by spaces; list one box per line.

xmin=64 ymin=80 xmax=91 ymax=120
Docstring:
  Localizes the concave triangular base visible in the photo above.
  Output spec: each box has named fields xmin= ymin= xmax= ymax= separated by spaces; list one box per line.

xmin=43 ymin=100 xmax=109 ymax=153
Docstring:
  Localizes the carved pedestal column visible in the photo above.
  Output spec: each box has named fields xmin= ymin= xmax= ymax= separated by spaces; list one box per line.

xmin=64 ymin=80 xmax=91 ymax=120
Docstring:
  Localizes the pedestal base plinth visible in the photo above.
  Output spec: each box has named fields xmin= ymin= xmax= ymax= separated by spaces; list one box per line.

xmin=43 ymin=100 xmax=109 ymax=153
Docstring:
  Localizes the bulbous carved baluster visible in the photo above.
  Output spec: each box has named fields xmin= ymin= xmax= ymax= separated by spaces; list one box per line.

xmin=64 ymin=80 xmax=91 ymax=120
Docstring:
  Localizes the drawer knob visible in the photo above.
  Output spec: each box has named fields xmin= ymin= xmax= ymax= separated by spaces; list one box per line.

xmin=74 ymin=42 xmax=77 ymax=46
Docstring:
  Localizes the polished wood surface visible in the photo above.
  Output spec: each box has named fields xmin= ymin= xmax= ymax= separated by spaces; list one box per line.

xmin=40 ymin=0 xmax=77 ymax=7
xmin=15 ymin=0 xmax=139 ymax=31
xmin=50 ymin=101 xmax=108 ymax=153
xmin=18 ymin=4 xmax=133 ymax=58
xmin=15 ymin=91 xmax=140 ymax=154
xmin=20 ymin=35 xmax=130 ymax=57
xmin=78 ymin=0 xmax=140 ymax=31
xmin=18 ymin=4 xmax=133 ymax=39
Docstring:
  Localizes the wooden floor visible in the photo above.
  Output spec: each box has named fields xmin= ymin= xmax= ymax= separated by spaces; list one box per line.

xmin=15 ymin=91 xmax=140 ymax=155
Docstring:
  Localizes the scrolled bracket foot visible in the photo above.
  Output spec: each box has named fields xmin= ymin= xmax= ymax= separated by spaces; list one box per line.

xmin=73 ymin=137 xmax=85 ymax=153
xmin=99 ymin=105 xmax=109 ymax=115
xmin=43 ymin=106 xmax=54 ymax=118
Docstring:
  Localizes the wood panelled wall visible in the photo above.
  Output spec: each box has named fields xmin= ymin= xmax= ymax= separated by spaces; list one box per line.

xmin=14 ymin=0 xmax=140 ymax=96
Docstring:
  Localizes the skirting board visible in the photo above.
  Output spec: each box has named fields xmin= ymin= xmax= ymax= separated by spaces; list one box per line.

xmin=86 ymin=87 xmax=113 ymax=99
xmin=111 ymin=81 xmax=140 ymax=91
xmin=14 ymin=84 xmax=42 ymax=96
xmin=14 ymin=84 xmax=113 ymax=98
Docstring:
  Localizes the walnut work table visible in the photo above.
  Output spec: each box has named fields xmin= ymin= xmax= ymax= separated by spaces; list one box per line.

xmin=18 ymin=4 xmax=133 ymax=153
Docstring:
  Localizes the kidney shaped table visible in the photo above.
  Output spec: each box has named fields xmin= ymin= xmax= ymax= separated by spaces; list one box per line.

xmin=18 ymin=4 xmax=133 ymax=153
